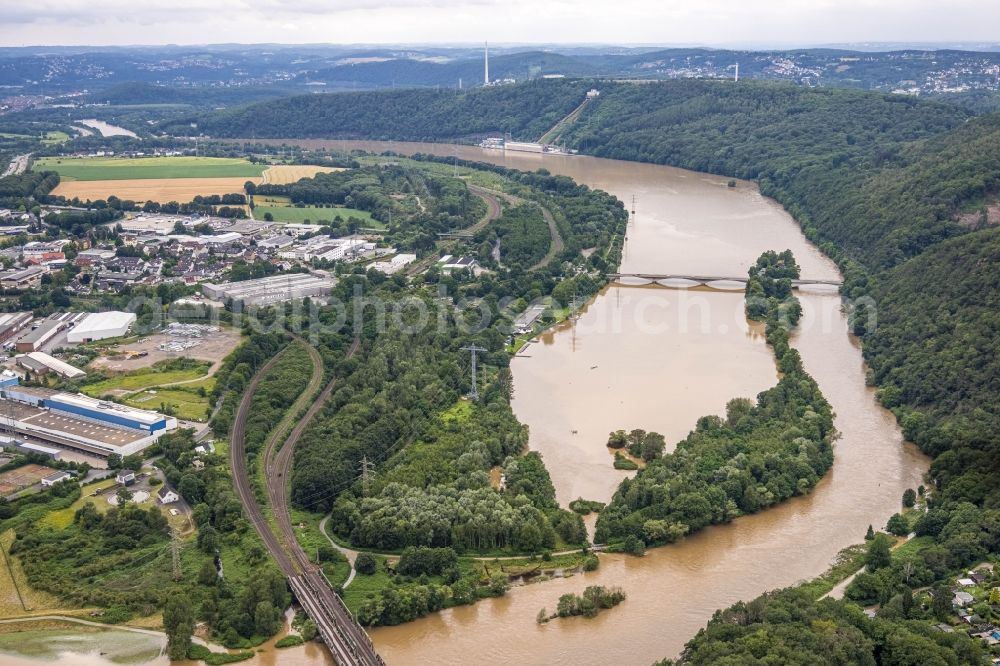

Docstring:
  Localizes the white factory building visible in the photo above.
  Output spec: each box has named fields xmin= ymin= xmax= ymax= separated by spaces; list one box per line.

xmin=66 ymin=311 xmax=137 ymax=343
xmin=278 ymin=237 xmax=374 ymax=263
xmin=0 ymin=380 xmax=177 ymax=458
xmin=202 ymin=273 xmax=337 ymax=306
xmin=369 ymin=253 xmax=417 ymax=275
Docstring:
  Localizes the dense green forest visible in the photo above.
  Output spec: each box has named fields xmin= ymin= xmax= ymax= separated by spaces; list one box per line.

xmin=596 ymin=251 xmax=833 ymax=548
xmin=161 ymin=80 xmax=593 ymax=142
xmin=291 ymin=161 xmax=627 ymax=557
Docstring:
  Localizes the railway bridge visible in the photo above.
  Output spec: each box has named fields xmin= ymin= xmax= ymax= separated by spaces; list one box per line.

xmin=608 ymin=272 xmax=842 ymax=289
xmin=230 ymin=339 xmax=382 ymax=666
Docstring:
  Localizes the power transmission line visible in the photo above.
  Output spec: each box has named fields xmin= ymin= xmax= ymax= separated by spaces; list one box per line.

xmin=459 ymin=344 xmax=487 ymax=400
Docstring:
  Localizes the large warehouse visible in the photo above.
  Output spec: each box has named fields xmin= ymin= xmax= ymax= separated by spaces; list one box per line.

xmin=202 ymin=273 xmax=336 ymax=306
xmin=0 ymin=380 xmax=177 ymax=457
xmin=66 ymin=311 xmax=137 ymax=343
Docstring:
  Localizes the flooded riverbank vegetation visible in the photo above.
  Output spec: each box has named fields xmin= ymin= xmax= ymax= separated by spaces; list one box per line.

xmin=536 ymin=585 xmax=626 ymax=623
xmin=595 ymin=251 xmax=833 ymax=549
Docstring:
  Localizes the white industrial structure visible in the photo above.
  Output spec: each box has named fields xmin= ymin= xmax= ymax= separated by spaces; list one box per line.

xmin=0 ymin=380 xmax=177 ymax=458
xmin=16 ymin=351 xmax=86 ymax=379
xmin=67 ymin=311 xmax=137 ymax=343
xmin=369 ymin=253 xmax=416 ymax=275
xmin=202 ymin=273 xmax=337 ymax=306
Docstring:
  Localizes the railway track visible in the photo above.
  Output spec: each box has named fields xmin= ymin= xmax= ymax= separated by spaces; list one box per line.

xmin=230 ymin=338 xmax=382 ymax=665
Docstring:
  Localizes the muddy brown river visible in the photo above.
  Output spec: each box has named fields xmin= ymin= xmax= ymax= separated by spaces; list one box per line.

xmin=9 ymin=141 xmax=927 ymax=666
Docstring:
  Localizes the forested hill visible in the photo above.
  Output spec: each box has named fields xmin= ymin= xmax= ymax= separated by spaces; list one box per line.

xmin=166 ymin=79 xmax=592 ymax=142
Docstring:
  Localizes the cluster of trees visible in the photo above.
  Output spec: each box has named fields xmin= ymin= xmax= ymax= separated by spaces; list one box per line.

xmin=0 ymin=170 xmax=59 ymax=207
xmin=664 ymin=585 xmax=985 ymax=666
xmin=744 ymin=249 xmax=802 ymax=324
xmin=596 ymin=252 xmax=833 ymax=548
xmin=240 ymin=341 xmax=314 ymax=479
xmin=68 ymin=195 xmax=249 ymax=220
xmin=396 ymin=546 xmax=459 ymax=577
xmin=10 ymin=500 xmax=171 ymax=612
xmin=353 ymin=557 xmax=511 ymax=627
xmin=488 ymin=203 xmax=550 ymax=269
xmin=252 ymin=163 xmax=484 ymax=250
xmin=150 ymin=428 xmax=292 ymax=648
xmin=538 ymin=585 xmax=626 ymax=622
xmin=210 ymin=331 xmax=290 ymax=437
xmin=607 ymin=429 xmax=666 ymax=462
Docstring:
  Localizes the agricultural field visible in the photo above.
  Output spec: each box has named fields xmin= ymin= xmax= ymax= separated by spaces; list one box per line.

xmin=34 ymin=156 xmax=267 ymax=203
xmin=34 ymin=156 xmax=267 ymax=181
xmin=51 ymin=178 xmax=253 ymax=203
xmin=260 ymin=164 xmax=343 ymax=184
xmin=253 ymin=195 xmax=378 ymax=225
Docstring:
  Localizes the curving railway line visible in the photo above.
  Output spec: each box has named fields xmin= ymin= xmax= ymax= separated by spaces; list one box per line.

xmin=230 ymin=337 xmax=382 ymax=665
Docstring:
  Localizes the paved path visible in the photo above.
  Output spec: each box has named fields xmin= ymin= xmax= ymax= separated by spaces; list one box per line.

xmin=822 ymin=532 xmax=919 ymax=601
xmin=319 ymin=514 xmax=357 ymax=589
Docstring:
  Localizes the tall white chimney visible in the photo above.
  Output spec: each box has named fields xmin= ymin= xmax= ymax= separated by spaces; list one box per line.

xmin=484 ymin=41 xmax=490 ymax=85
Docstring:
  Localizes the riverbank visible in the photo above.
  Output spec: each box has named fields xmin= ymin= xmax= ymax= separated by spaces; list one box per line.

xmin=273 ymin=140 xmax=928 ymax=665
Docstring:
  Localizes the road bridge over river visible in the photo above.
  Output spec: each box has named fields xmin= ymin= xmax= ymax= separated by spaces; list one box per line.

xmin=608 ymin=272 xmax=842 ymax=289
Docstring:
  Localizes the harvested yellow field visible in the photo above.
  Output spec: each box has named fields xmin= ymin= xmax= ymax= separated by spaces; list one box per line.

xmin=261 ymin=164 xmax=342 ymax=184
xmin=53 ymin=177 xmax=257 ymax=204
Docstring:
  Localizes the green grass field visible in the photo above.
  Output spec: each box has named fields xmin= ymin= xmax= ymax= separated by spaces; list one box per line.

xmin=39 ymin=478 xmax=119 ymax=530
xmin=255 ymin=204 xmax=378 ymax=226
xmin=33 ymin=156 xmax=267 ymax=181
xmin=81 ymin=362 xmax=211 ymax=396
xmin=125 ymin=387 xmax=212 ymax=422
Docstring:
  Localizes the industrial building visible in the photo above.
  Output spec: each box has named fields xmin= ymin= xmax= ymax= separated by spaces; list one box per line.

xmin=438 ymin=255 xmax=480 ymax=274
xmin=16 ymin=352 xmax=86 ymax=379
xmin=0 ymin=266 xmax=46 ymax=290
xmin=0 ymin=312 xmax=33 ymax=344
xmin=16 ymin=321 xmax=62 ymax=353
xmin=370 ymin=253 xmax=416 ymax=275
xmin=14 ymin=313 xmax=88 ymax=353
xmin=66 ymin=311 xmax=137 ymax=343
xmin=202 ymin=273 xmax=336 ymax=306
xmin=278 ymin=237 xmax=374 ymax=263
xmin=0 ymin=379 xmax=177 ymax=457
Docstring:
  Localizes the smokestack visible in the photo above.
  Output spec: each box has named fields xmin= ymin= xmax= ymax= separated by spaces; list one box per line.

xmin=734 ymin=63 xmax=739 ymax=83
xmin=484 ymin=41 xmax=490 ymax=85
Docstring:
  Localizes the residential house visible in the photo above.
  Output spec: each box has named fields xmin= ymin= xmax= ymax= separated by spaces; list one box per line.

xmin=157 ymin=485 xmax=180 ymax=504
xmin=116 ymin=469 xmax=136 ymax=486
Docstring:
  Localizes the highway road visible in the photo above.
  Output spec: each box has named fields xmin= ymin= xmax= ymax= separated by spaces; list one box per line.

xmin=2 ymin=154 xmax=31 ymax=177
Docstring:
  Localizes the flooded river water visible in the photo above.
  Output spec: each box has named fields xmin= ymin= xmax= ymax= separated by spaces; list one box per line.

xmin=289 ymin=141 xmax=928 ymax=665
xmin=9 ymin=140 xmax=927 ymax=665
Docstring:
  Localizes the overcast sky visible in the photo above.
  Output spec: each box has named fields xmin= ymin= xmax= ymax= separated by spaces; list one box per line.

xmin=1 ymin=0 xmax=998 ymax=47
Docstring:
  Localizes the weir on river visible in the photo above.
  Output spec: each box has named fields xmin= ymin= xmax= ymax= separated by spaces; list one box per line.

xmin=219 ymin=139 xmax=930 ymax=666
